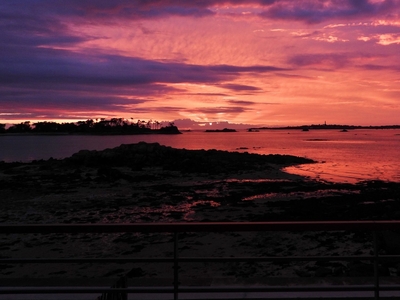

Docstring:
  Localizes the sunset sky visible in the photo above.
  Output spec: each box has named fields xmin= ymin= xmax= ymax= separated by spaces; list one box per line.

xmin=1 ymin=0 xmax=400 ymax=127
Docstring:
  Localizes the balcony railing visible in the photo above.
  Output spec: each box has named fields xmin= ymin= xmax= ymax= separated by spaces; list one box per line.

xmin=1 ymin=221 xmax=400 ymax=299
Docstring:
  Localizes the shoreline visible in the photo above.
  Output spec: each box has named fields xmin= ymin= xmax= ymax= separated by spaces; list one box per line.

xmin=1 ymin=126 xmax=400 ymax=136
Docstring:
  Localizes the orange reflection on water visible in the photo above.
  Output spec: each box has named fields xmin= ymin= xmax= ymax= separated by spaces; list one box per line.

xmin=243 ymin=189 xmax=360 ymax=202
xmin=284 ymin=161 xmax=400 ymax=184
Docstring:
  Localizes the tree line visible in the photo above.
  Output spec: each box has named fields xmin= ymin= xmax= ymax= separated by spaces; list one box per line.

xmin=0 ymin=118 xmax=181 ymax=134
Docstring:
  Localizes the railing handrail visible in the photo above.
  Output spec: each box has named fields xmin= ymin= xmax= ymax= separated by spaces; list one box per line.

xmin=2 ymin=221 xmax=400 ymax=299
xmin=1 ymin=220 xmax=400 ymax=234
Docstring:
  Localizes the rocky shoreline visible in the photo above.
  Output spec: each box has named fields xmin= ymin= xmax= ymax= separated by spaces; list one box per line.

xmin=1 ymin=142 xmax=400 ymax=283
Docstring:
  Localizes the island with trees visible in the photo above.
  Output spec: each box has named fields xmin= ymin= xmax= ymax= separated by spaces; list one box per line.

xmin=0 ymin=118 xmax=181 ymax=135
xmin=205 ymin=128 xmax=237 ymax=133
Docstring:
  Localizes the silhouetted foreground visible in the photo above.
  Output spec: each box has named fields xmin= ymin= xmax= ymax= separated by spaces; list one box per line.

xmin=1 ymin=142 xmax=400 ymax=280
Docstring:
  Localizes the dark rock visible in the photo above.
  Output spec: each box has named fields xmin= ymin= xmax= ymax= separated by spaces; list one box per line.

xmin=63 ymin=142 xmax=314 ymax=174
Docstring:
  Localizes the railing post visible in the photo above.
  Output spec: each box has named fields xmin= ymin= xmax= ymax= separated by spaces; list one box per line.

xmin=373 ymin=231 xmax=379 ymax=300
xmin=174 ymin=232 xmax=179 ymax=300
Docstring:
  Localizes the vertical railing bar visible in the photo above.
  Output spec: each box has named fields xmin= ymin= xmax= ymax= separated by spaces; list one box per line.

xmin=373 ymin=231 xmax=379 ymax=300
xmin=174 ymin=232 xmax=179 ymax=300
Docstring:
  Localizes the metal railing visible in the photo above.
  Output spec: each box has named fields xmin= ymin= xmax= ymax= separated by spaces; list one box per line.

xmin=1 ymin=221 xmax=400 ymax=299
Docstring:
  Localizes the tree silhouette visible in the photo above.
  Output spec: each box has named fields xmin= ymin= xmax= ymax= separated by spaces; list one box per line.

xmin=4 ymin=118 xmax=182 ymax=134
xmin=33 ymin=121 xmax=58 ymax=132
xmin=7 ymin=121 xmax=31 ymax=133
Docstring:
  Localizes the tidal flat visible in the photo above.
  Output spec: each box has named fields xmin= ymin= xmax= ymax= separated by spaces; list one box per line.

xmin=1 ymin=142 xmax=400 ymax=285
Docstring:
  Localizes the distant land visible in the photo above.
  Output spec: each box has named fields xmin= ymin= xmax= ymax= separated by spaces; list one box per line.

xmin=150 ymin=119 xmax=400 ymax=131
xmin=0 ymin=119 xmax=181 ymax=135
xmin=205 ymin=128 xmax=237 ymax=133
xmin=1 ymin=118 xmax=400 ymax=135
xmin=249 ymin=124 xmax=400 ymax=131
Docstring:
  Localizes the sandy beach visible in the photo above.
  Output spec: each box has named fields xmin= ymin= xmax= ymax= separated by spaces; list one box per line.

xmin=1 ymin=142 xmax=400 ymax=286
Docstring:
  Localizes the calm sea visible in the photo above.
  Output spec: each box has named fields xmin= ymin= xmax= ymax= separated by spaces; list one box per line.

xmin=0 ymin=129 xmax=399 ymax=183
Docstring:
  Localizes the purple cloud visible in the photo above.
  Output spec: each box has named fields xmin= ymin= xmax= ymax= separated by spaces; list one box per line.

xmin=227 ymin=100 xmax=257 ymax=105
xmin=2 ymin=1 xmax=399 ymax=27
xmin=209 ymin=65 xmax=285 ymax=73
xmin=188 ymin=93 xmax=229 ymax=97
xmin=189 ymin=106 xmax=249 ymax=114
xmin=220 ymin=84 xmax=263 ymax=92
xmin=0 ymin=47 xmax=284 ymax=87
xmin=0 ymin=90 xmax=147 ymax=115
xmin=260 ymin=0 xmax=399 ymax=24
xmin=288 ymin=52 xmax=394 ymax=71
xmin=287 ymin=53 xmax=351 ymax=69
xmin=359 ymin=64 xmax=400 ymax=71
xmin=0 ymin=39 xmax=284 ymax=120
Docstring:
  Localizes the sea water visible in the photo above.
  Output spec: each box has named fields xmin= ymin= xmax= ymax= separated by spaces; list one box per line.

xmin=0 ymin=129 xmax=399 ymax=183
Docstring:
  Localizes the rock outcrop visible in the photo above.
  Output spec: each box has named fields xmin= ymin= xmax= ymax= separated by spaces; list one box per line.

xmin=65 ymin=142 xmax=315 ymax=174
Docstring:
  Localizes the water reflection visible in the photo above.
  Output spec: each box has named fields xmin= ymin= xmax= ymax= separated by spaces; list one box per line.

xmin=1 ymin=129 xmax=399 ymax=183
xmin=285 ymin=160 xmax=400 ymax=184
xmin=225 ymin=179 xmax=290 ymax=183
xmin=243 ymin=189 xmax=360 ymax=202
